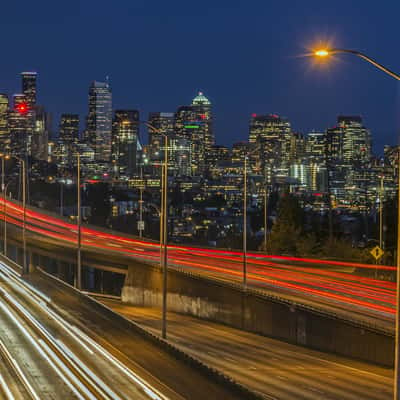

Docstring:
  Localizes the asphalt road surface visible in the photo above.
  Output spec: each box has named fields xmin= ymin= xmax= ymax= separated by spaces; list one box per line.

xmin=100 ymin=299 xmax=393 ymax=400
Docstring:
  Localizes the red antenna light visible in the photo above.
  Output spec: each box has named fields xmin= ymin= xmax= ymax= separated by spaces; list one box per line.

xmin=16 ymin=103 xmax=29 ymax=114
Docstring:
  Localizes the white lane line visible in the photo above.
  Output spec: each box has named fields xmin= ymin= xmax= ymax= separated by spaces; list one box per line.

xmin=0 ymin=261 xmax=169 ymax=400
xmin=0 ymin=371 xmax=15 ymax=400
xmin=0 ymin=300 xmax=86 ymax=400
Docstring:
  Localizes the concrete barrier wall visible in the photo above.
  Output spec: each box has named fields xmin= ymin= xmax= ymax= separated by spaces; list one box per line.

xmin=122 ymin=261 xmax=394 ymax=367
xmin=35 ymin=268 xmax=263 ymax=400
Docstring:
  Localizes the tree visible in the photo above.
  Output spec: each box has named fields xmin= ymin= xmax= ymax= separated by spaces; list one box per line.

xmin=266 ymin=194 xmax=305 ymax=255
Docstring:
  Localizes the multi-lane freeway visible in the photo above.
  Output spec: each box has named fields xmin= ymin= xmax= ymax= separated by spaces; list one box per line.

xmin=0 ymin=197 xmax=396 ymax=326
xmin=100 ymin=300 xmax=393 ymax=400
xmin=0 ymin=259 xmax=249 ymax=400
xmin=0 ymin=260 xmax=175 ymax=399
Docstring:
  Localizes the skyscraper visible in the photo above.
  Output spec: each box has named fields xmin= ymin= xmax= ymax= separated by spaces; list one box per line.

xmin=306 ymin=131 xmax=327 ymax=164
xmin=9 ymin=94 xmax=32 ymax=157
xmin=112 ymin=110 xmax=139 ymax=177
xmin=0 ymin=94 xmax=9 ymax=153
xmin=21 ymin=72 xmax=37 ymax=109
xmin=59 ymin=114 xmax=79 ymax=144
xmin=174 ymin=92 xmax=213 ymax=176
xmin=338 ymin=116 xmax=371 ymax=165
xmin=191 ymin=91 xmax=214 ymax=149
xmin=32 ymin=105 xmax=50 ymax=161
xmin=86 ymin=81 xmax=112 ymax=162
xmin=148 ymin=112 xmax=175 ymax=166
xmin=249 ymin=113 xmax=292 ymax=182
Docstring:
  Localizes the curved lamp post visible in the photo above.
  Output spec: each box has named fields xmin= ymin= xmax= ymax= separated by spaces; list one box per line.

xmin=314 ymin=47 xmax=400 ymax=400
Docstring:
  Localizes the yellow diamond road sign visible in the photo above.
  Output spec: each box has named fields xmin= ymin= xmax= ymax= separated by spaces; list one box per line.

xmin=370 ymin=246 xmax=384 ymax=261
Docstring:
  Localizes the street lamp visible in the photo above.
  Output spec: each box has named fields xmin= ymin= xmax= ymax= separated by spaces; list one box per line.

xmin=143 ymin=122 xmax=169 ymax=340
xmin=0 ymin=154 xmax=10 ymax=254
xmin=0 ymin=155 xmax=27 ymax=274
xmin=243 ymin=146 xmax=261 ymax=289
xmin=2 ymin=181 xmax=11 ymax=257
xmin=312 ymin=47 xmax=400 ymax=400
xmin=76 ymin=153 xmax=82 ymax=290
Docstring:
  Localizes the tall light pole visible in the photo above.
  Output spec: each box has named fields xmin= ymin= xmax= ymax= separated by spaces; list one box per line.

xmin=143 ymin=122 xmax=168 ymax=339
xmin=3 ymin=181 xmax=11 ymax=258
xmin=8 ymin=156 xmax=27 ymax=274
xmin=243 ymin=147 xmax=261 ymax=289
xmin=0 ymin=154 xmax=8 ymax=254
xmin=243 ymin=155 xmax=248 ymax=289
xmin=76 ymin=153 xmax=82 ymax=290
xmin=0 ymin=155 xmax=22 ymax=261
xmin=162 ymin=134 xmax=168 ymax=339
xmin=313 ymin=47 xmax=400 ymax=400
xmin=138 ymin=167 xmax=144 ymax=238
xmin=264 ymin=185 xmax=269 ymax=253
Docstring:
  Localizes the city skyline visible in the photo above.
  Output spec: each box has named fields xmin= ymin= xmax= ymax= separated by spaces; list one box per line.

xmin=0 ymin=70 xmax=397 ymax=157
xmin=0 ymin=0 xmax=399 ymax=150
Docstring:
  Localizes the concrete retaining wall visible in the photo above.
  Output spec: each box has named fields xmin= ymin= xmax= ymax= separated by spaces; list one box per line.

xmin=122 ymin=261 xmax=394 ymax=367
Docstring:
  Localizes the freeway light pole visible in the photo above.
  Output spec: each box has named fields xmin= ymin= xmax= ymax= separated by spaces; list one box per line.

xmin=3 ymin=181 xmax=11 ymax=258
xmin=313 ymin=47 xmax=400 ymax=400
xmin=6 ymin=155 xmax=27 ymax=274
xmin=243 ymin=146 xmax=261 ymax=289
xmin=264 ymin=185 xmax=269 ymax=253
xmin=76 ymin=153 xmax=82 ymax=290
xmin=144 ymin=122 xmax=168 ymax=340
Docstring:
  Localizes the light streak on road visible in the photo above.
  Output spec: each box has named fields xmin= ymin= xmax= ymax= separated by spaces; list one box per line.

xmin=0 ymin=260 xmax=169 ymax=400
xmin=0 ymin=197 xmax=397 ymax=319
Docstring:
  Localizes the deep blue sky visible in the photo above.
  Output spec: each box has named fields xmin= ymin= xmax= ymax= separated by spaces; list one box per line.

xmin=1 ymin=0 xmax=399 ymax=152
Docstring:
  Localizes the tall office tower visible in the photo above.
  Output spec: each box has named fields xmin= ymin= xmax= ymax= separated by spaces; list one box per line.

xmin=167 ymin=135 xmax=192 ymax=177
xmin=306 ymin=131 xmax=327 ymax=163
xmin=174 ymin=91 xmax=213 ymax=176
xmin=249 ymin=114 xmax=292 ymax=163
xmin=191 ymin=91 xmax=214 ymax=148
xmin=206 ymin=145 xmax=230 ymax=168
xmin=148 ymin=112 xmax=175 ymax=164
xmin=9 ymin=94 xmax=32 ymax=157
xmin=86 ymin=81 xmax=112 ymax=162
xmin=59 ymin=114 xmax=79 ymax=143
xmin=338 ymin=116 xmax=371 ymax=164
xmin=32 ymin=106 xmax=50 ymax=161
xmin=326 ymin=116 xmax=372 ymax=204
xmin=231 ymin=142 xmax=251 ymax=163
xmin=327 ymin=116 xmax=371 ymax=165
xmin=112 ymin=110 xmax=139 ymax=177
xmin=289 ymin=132 xmax=306 ymax=163
xmin=21 ymin=72 xmax=37 ymax=108
xmin=0 ymin=94 xmax=10 ymax=153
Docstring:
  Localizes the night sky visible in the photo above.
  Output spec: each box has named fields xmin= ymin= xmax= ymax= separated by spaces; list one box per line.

xmin=1 ymin=0 xmax=399 ymax=152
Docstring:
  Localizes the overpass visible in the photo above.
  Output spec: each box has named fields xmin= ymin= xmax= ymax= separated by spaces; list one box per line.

xmin=0 ymin=255 xmax=259 ymax=400
xmin=1 ymin=197 xmax=395 ymax=322
xmin=0 ymin=197 xmax=395 ymax=367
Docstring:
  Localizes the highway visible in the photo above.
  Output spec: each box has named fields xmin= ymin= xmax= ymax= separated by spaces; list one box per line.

xmin=100 ymin=299 xmax=393 ymax=400
xmin=21 ymin=266 xmax=251 ymax=400
xmin=0 ymin=197 xmax=396 ymax=327
xmin=0 ymin=260 xmax=176 ymax=399
xmin=0 ymin=259 xmax=248 ymax=400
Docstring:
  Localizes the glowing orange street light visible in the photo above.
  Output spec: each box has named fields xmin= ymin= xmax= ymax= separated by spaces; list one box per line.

xmin=311 ymin=46 xmax=400 ymax=400
xmin=314 ymin=49 xmax=329 ymax=57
